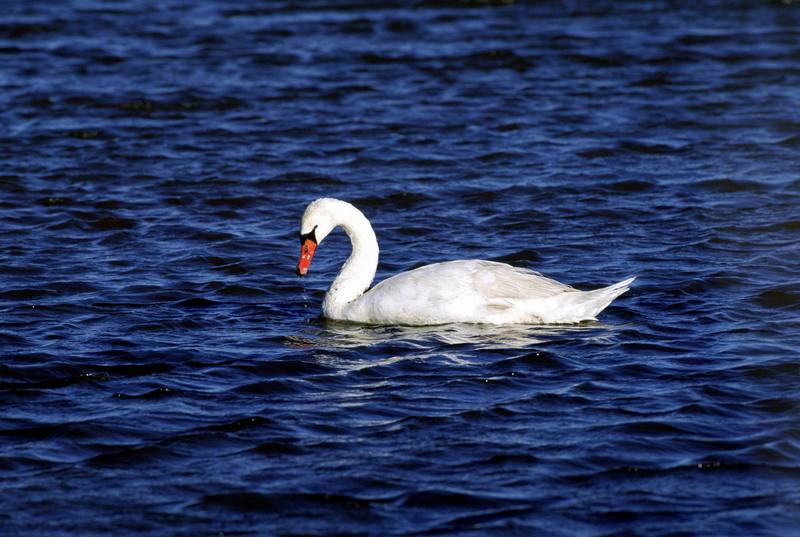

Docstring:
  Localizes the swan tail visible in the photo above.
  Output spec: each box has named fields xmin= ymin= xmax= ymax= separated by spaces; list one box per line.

xmin=580 ymin=276 xmax=636 ymax=319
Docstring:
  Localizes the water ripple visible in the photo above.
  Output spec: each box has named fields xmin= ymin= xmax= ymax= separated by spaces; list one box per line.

xmin=1 ymin=1 xmax=799 ymax=536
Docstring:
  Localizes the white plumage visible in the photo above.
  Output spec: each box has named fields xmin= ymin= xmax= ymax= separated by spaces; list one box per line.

xmin=296 ymin=198 xmax=634 ymax=326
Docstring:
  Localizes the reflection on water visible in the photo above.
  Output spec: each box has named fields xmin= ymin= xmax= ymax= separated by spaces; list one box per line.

xmin=285 ymin=318 xmax=620 ymax=350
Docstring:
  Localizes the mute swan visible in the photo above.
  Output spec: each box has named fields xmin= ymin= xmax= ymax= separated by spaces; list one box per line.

xmin=296 ymin=198 xmax=634 ymax=325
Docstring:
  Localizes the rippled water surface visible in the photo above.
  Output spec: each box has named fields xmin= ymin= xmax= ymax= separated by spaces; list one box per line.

xmin=2 ymin=1 xmax=800 ymax=535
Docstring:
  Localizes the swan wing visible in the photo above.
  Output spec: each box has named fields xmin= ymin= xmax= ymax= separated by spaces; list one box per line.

xmin=348 ymin=260 xmax=575 ymax=324
xmin=470 ymin=260 xmax=574 ymax=300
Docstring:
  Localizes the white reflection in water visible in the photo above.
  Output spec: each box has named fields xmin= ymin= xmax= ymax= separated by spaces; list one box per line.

xmin=285 ymin=319 xmax=618 ymax=352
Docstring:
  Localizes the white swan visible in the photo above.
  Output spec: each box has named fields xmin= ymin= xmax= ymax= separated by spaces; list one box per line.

xmin=296 ymin=198 xmax=634 ymax=325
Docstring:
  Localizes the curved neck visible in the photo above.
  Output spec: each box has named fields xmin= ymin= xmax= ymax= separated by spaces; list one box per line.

xmin=322 ymin=202 xmax=379 ymax=319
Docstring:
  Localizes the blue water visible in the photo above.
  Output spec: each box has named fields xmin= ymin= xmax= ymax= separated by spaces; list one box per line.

xmin=2 ymin=1 xmax=800 ymax=535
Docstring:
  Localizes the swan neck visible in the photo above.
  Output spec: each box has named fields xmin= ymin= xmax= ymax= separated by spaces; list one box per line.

xmin=322 ymin=204 xmax=378 ymax=319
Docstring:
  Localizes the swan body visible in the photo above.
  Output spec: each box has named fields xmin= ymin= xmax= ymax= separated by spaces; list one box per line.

xmin=296 ymin=198 xmax=634 ymax=325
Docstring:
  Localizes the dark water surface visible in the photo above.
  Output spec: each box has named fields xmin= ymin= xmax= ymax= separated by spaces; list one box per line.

xmin=2 ymin=1 xmax=800 ymax=535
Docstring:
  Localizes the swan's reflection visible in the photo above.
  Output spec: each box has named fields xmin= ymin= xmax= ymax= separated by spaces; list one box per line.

xmin=285 ymin=318 xmax=615 ymax=351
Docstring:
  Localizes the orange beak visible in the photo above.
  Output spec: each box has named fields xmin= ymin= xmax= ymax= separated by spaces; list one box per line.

xmin=296 ymin=238 xmax=317 ymax=277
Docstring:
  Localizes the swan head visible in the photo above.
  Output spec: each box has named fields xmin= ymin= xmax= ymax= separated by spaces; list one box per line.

xmin=296 ymin=198 xmax=339 ymax=277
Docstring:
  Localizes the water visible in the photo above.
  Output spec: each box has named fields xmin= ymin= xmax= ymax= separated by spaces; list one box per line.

xmin=2 ymin=1 xmax=800 ymax=535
